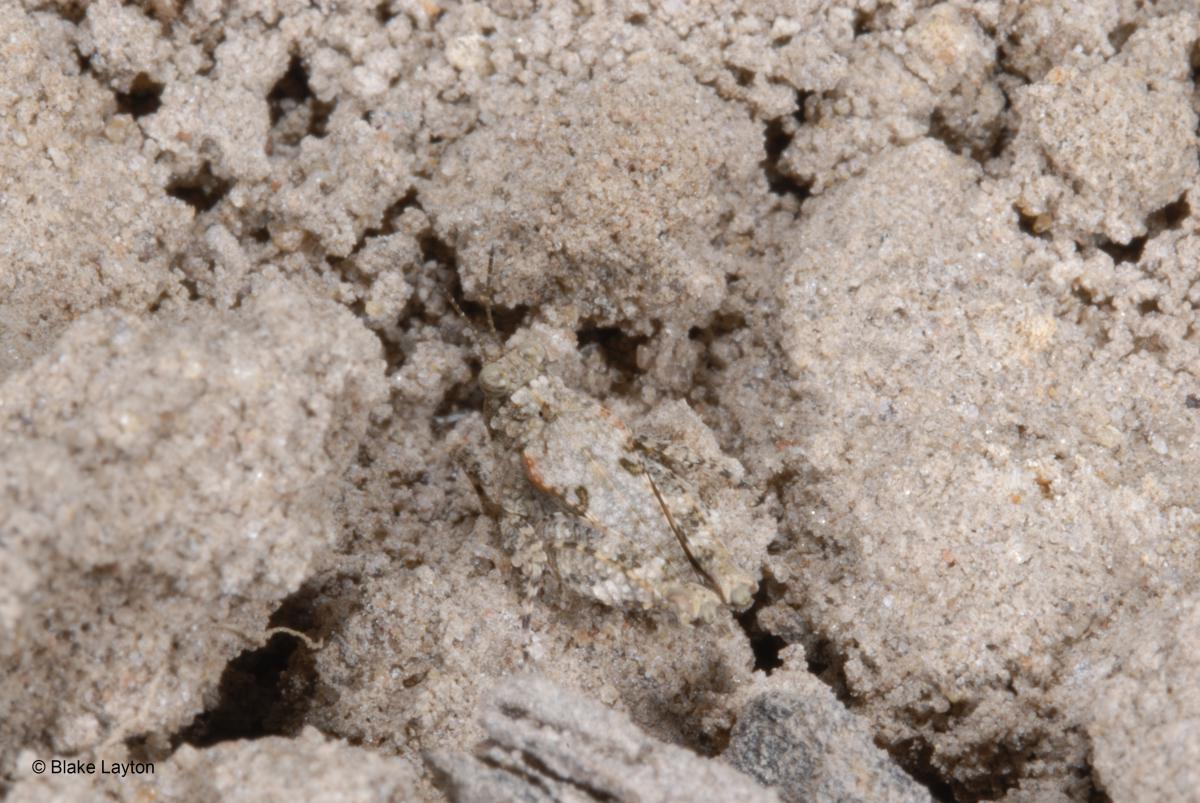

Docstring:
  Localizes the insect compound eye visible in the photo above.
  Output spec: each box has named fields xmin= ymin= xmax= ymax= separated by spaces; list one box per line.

xmin=519 ymin=342 xmax=546 ymax=364
xmin=479 ymin=362 xmax=510 ymax=396
xmin=730 ymin=581 xmax=756 ymax=610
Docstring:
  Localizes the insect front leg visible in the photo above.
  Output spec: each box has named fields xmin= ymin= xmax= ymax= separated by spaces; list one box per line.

xmin=502 ymin=517 xmax=549 ymax=631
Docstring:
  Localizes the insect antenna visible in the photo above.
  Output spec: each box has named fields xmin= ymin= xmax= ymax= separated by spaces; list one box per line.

xmin=644 ymin=470 xmax=722 ymax=597
xmin=482 ymin=246 xmax=498 ymax=339
xmin=444 ymin=246 xmax=506 ymax=360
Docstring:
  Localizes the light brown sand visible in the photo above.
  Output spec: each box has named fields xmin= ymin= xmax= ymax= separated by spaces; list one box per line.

xmin=3 ymin=2 xmax=1199 ymax=801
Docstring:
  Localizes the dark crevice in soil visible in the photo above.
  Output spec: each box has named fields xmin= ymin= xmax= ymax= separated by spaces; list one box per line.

xmin=180 ymin=277 xmax=201 ymax=301
xmin=730 ymin=64 xmax=756 ymax=88
xmin=761 ymin=93 xmax=812 ymax=203
xmin=688 ymin=310 xmax=749 ymax=344
xmin=418 ymin=231 xmax=456 ymax=282
xmin=167 ymin=162 xmax=231 ymax=213
xmin=1137 ymin=297 xmax=1161 ymax=316
xmin=889 ymin=738 xmax=958 ymax=802
xmin=800 ymin=633 xmax=853 ymax=703
xmin=927 ymin=109 xmax=963 ymax=157
xmin=1097 ymin=234 xmax=1146 ymax=265
xmin=377 ymin=329 xmax=407 ymax=374
xmin=169 ymin=593 xmax=321 ymax=750
xmin=343 ymin=188 xmax=422 ymax=262
xmin=51 ymin=2 xmax=87 ymax=25
xmin=748 ymin=581 xmax=967 ymax=801
xmin=1147 ymin=194 xmax=1190 ymax=231
xmin=268 ymin=54 xmax=334 ymax=141
xmin=169 ymin=632 xmax=314 ymax=748
xmin=114 ymin=72 xmax=164 ymax=118
xmin=1087 ymin=769 xmax=1115 ymax=803
xmin=1107 ymin=22 xmax=1137 ymax=53
xmin=1096 ymin=193 xmax=1190 ymax=264
xmin=268 ymin=55 xmax=312 ymax=123
xmin=431 ymin=384 xmax=484 ymax=436
xmin=853 ymin=9 xmax=874 ymax=37
xmin=1070 ymin=282 xmax=1115 ymax=313
xmin=929 ymin=108 xmax=1010 ymax=166
xmin=577 ymin=325 xmax=647 ymax=393
xmin=379 ymin=188 xmax=422 ymax=234
xmin=734 ymin=575 xmax=785 ymax=674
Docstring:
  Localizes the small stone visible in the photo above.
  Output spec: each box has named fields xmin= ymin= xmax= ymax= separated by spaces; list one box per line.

xmin=430 ymin=674 xmax=779 ymax=803
xmin=727 ymin=674 xmax=931 ymax=803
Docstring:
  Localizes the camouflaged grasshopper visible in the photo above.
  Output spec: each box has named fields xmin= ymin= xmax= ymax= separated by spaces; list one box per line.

xmin=451 ymin=253 xmax=757 ymax=625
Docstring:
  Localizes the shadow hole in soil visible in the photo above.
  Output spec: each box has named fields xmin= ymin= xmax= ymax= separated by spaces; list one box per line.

xmin=379 ymin=187 xmax=422 ymax=233
xmin=1086 ymin=766 xmax=1115 ymax=803
xmin=1107 ymin=22 xmax=1137 ymax=53
xmin=889 ymin=738 xmax=959 ymax=802
xmin=802 ymin=635 xmax=852 ymax=703
xmin=577 ymin=325 xmax=647 ymax=392
xmin=761 ymin=94 xmax=812 ymax=202
xmin=170 ymin=631 xmax=314 ymax=749
xmin=170 ymin=592 xmax=322 ymax=749
xmin=1147 ymin=193 xmax=1191 ymax=231
xmin=180 ymin=276 xmax=200 ymax=301
xmin=115 ymin=72 xmax=164 ymax=118
xmin=53 ymin=1 xmax=86 ymax=24
xmin=731 ymin=64 xmax=756 ymax=87
xmin=688 ymin=310 xmax=748 ymax=343
xmin=1069 ymin=281 xmax=1114 ymax=312
xmin=1097 ymin=193 xmax=1190 ymax=265
xmin=351 ymin=189 xmax=424 ymax=267
xmin=853 ymin=8 xmax=875 ymax=36
xmin=807 ymin=631 xmax=1036 ymax=802
xmin=268 ymin=54 xmax=334 ymax=139
xmin=167 ymin=162 xmax=231 ymax=213
xmin=1097 ymin=234 xmax=1146 ymax=265
xmin=930 ymin=108 xmax=1010 ymax=166
xmin=734 ymin=579 xmax=785 ymax=674
xmin=1137 ymin=297 xmax=1161 ymax=316
xmin=755 ymin=600 xmax=965 ymax=801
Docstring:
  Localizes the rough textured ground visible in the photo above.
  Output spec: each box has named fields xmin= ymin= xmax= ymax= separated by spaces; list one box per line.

xmin=3 ymin=1 xmax=1199 ymax=801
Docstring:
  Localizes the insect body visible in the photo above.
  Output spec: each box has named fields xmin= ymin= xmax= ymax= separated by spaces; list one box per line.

xmin=478 ymin=337 xmax=757 ymax=625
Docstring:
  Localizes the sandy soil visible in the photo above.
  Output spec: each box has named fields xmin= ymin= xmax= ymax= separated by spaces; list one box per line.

xmin=3 ymin=1 xmax=1199 ymax=801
